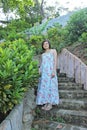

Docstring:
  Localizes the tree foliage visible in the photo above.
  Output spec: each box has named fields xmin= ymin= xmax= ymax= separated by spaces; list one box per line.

xmin=0 ymin=0 xmax=34 ymax=16
xmin=24 ymin=0 xmax=43 ymax=26
xmin=0 ymin=0 xmax=46 ymax=25
xmin=66 ymin=8 xmax=87 ymax=42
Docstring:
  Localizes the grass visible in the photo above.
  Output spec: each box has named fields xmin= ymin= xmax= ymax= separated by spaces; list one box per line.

xmin=49 ymin=116 xmax=65 ymax=123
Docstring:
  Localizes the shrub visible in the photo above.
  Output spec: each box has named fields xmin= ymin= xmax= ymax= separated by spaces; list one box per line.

xmin=0 ymin=26 xmax=7 ymax=39
xmin=6 ymin=31 xmax=26 ymax=41
xmin=28 ymin=35 xmax=45 ymax=54
xmin=79 ymin=32 xmax=87 ymax=44
xmin=0 ymin=19 xmax=31 ymax=40
xmin=0 ymin=39 xmax=38 ymax=113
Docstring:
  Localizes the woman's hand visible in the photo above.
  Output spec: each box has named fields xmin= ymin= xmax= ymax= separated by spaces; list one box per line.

xmin=51 ymin=71 xmax=55 ymax=78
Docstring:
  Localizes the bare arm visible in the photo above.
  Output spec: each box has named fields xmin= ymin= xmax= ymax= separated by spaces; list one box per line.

xmin=53 ymin=49 xmax=58 ymax=72
xmin=51 ymin=49 xmax=58 ymax=78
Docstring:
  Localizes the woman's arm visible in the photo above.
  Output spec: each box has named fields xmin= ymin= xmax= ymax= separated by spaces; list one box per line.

xmin=53 ymin=49 xmax=58 ymax=72
xmin=51 ymin=49 xmax=58 ymax=78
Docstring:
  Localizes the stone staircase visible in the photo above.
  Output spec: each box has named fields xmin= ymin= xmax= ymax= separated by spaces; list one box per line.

xmin=32 ymin=72 xmax=87 ymax=130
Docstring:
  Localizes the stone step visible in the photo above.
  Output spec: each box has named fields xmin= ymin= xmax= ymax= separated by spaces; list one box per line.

xmin=37 ymin=108 xmax=87 ymax=128
xmin=58 ymin=82 xmax=83 ymax=90
xmin=57 ymin=72 xmax=66 ymax=77
xmin=59 ymin=98 xmax=87 ymax=110
xmin=58 ymin=77 xmax=75 ymax=82
xmin=56 ymin=109 xmax=87 ymax=127
xmin=59 ymin=90 xmax=87 ymax=99
xmin=32 ymin=120 xmax=87 ymax=130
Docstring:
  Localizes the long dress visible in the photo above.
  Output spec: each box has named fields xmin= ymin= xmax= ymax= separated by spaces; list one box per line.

xmin=36 ymin=51 xmax=59 ymax=105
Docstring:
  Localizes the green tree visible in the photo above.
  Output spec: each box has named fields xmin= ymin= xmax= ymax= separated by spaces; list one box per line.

xmin=0 ymin=0 xmax=34 ymax=16
xmin=0 ymin=0 xmax=46 ymax=26
xmin=66 ymin=8 xmax=87 ymax=43
xmin=24 ymin=0 xmax=43 ymax=26
xmin=46 ymin=23 xmax=66 ymax=52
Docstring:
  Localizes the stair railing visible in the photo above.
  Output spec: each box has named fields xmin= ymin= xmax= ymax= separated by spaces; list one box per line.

xmin=58 ymin=48 xmax=87 ymax=90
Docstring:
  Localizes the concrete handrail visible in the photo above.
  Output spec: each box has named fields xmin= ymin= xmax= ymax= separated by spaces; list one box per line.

xmin=58 ymin=48 xmax=87 ymax=90
xmin=0 ymin=88 xmax=36 ymax=130
xmin=0 ymin=102 xmax=23 ymax=130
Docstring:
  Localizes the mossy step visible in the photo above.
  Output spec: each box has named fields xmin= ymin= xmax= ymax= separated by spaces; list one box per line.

xmin=59 ymin=98 xmax=87 ymax=110
xmin=59 ymin=90 xmax=87 ymax=99
xmin=36 ymin=108 xmax=87 ymax=127
xmin=58 ymin=77 xmax=74 ymax=82
xmin=58 ymin=82 xmax=83 ymax=90
xmin=57 ymin=73 xmax=66 ymax=77
xmin=55 ymin=109 xmax=87 ymax=127
xmin=32 ymin=120 xmax=87 ymax=130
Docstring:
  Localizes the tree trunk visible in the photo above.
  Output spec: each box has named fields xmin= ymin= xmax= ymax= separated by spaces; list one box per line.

xmin=40 ymin=0 xmax=44 ymax=18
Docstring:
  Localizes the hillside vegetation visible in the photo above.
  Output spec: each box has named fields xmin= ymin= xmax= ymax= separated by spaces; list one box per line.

xmin=0 ymin=8 xmax=87 ymax=65
xmin=0 ymin=7 xmax=87 ymax=123
xmin=24 ymin=8 xmax=87 ymax=66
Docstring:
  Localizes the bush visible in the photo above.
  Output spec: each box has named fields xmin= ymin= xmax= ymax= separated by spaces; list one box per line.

xmin=0 ymin=39 xmax=38 ymax=113
xmin=79 ymin=32 xmax=87 ymax=44
xmin=6 ymin=31 xmax=26 ymax=41
xmin=28 ymin=35 xmax=45 ymax=54
xmin=0 ymin=26 xmax=7 ymax=39
xmin=0 ymin=19 xmax=32 ymax=40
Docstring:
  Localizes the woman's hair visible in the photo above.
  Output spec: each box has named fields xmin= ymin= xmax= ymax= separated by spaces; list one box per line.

xmin=42 ymin=39 xmax=51 ymax=50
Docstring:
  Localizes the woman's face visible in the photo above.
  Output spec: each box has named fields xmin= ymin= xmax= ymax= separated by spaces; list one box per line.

xmin=43 ymin=41 xmax=50 ymax=50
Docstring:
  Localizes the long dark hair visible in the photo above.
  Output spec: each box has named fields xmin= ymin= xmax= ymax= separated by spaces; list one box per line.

xmin=42 ymin=39 xmax=51 ymax=50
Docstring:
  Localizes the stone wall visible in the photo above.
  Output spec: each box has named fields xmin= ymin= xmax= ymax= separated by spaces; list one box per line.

xmin=0 ymin=102 xmax=23 ymax=130
xmin=58 ymin=48 xmax=87 ymax=90
xmin=22 ymin=88 xmax=36 ymax=130
xmin=0 ymin=88 xmax=36 ymax=130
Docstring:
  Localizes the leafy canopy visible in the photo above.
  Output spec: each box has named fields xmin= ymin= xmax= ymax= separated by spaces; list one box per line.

xmin=0 ymin=0 xmax=34 ymax=16
xmin=66 ymin=8 xmax=87 ymax=42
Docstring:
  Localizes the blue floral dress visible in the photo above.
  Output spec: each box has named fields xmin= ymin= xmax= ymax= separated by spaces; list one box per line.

xmin=36 ymin=52 xmax=59 ymax=105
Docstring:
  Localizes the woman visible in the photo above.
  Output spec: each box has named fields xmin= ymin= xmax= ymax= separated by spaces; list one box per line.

xmin=36 ymin=40 xmax=59 ymax=111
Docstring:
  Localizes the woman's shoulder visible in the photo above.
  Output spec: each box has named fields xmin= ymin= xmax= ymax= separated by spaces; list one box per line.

xmin=41 ymin=49 xmax=57 ymax=55
xmin=41 ymin=53 xmax=45 ymax=57
xmin=50 ymin=49 xmax=57 ymax=54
